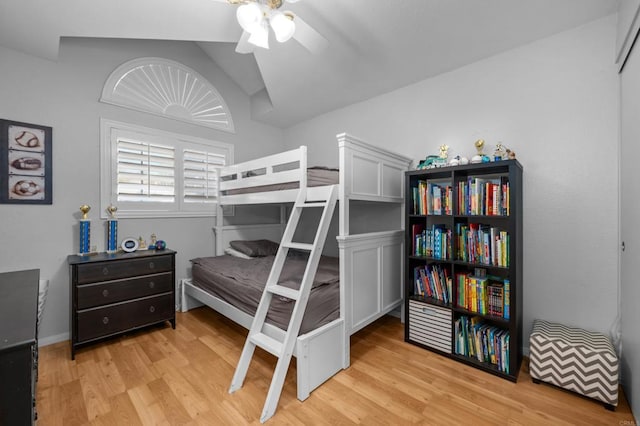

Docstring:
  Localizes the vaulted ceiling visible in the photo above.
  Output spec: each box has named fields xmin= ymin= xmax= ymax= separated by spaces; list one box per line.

xmin=0 ymin=0 xmax=619 ymax=128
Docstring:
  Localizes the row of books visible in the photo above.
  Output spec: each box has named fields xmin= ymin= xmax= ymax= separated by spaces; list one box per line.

xmin=455 ymin=223 xmax=509 ymax=267
xmin=454 ymin=315 xmax=510 ymax=374
xmin=455 ymin=273 xmax=510 ymax=319
xmin=411 ymin=181 xmax=453 ymax=215
xmin=411 ymin=224 xmax=452 ymax=259
xmin=413 ymin=264 xmax=452 ymax=304
xmin=457 ymin=176 xmax=510 ymax=216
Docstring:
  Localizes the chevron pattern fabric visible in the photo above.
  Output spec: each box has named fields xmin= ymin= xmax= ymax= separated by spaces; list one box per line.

xmin=529 ymin=319 xmax=618 ymax=407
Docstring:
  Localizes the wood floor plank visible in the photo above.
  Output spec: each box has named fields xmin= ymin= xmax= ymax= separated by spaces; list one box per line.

xmin=37 ymin=309 xmax=637 ymax=425
xmin=127 ymin=383 xmax=170 ymax=426
xmin=37 ymin=379 xmax=88 ymax=426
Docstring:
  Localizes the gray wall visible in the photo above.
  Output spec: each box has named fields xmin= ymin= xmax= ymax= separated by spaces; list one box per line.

xmin=0 ymin=38 xmax=285 ymax=344
xmin=284 ymin=16 xmax=620 ymax=350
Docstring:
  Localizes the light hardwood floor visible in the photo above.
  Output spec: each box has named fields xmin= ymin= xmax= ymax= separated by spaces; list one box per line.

xmin=37 ymin=308 xmax=636 ymax=425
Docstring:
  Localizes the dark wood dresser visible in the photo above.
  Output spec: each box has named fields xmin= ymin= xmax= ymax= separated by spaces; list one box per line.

xmin=0 ymin=269 xmax=39 ymax=425
xmin=68 ymin=249 xmax=176 ymax=359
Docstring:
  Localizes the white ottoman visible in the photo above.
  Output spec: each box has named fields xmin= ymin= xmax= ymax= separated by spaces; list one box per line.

xmin=529 ymin=319 xmax=618 ymax=410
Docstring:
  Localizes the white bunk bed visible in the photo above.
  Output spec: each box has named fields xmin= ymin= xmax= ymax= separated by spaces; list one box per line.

xmin=181 ymin=133 xmax=411 ymax=402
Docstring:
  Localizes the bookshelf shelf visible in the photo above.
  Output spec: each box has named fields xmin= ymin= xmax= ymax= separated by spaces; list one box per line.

xmin=451 ymin=306 xmax=511 ymax=325
xmin=404 ymin=159 xmax=523 ymax=382
xmin=409 ymin=294 xmax=452 ymax=309
xmin=451 ymin=260 xmax=510 ymax=270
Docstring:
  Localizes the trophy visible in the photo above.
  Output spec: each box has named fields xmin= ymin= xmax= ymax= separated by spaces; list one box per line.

xmin=79 ymin=204 xmax=91 ymax=255
xmin=106 ymin=205 xmax=118 ymax=253
xmin=471 ymin=139 xmax=485 ymax=164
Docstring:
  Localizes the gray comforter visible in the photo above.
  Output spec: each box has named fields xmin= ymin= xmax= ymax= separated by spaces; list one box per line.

xmin=190 ymin=254 xmax=340 ymax=334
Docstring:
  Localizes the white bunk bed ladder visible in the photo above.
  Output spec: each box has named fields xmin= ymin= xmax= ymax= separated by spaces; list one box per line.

xmin=229 ymin=184 xmax=339 ymax=423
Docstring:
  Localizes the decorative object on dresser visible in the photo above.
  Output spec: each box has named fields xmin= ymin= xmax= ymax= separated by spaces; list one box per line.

xmin=78 ymin=204 xmax=94 ymax=255
xmin=0 ymin=269 xmax=39 ymax=425
xmin=67 ymin=249 xmax=176 ymax=359
xmin=105 ymin=204 xmax=118 ymax=253
xmin=120 ymin=237 xmax=139 ymax=253
xmin=405 ymin=159 xmax=523 ymax=381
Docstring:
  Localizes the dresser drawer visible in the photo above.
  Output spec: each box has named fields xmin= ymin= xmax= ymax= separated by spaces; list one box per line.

xmin=76 ymin=255 xmax=173 ymax=284
xmin=409 ymin=300 xmax=452 ymax=353
xmin=77 ymin=272 xmax=173 ymax=309
xmin=77 ymin=293 xmax=173 ymax=342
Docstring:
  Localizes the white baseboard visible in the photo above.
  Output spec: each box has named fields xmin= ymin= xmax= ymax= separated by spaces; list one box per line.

xmin=38 ymin=332 xmax=69 ymax=347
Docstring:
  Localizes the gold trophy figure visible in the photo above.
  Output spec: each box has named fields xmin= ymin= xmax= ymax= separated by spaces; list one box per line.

xmin=471 ymin=139 xmax=485 ymax=164
xmin=80 ymin=204 xmax=91 ymax=220
xmin=79 ymin=204 xmax=92 ymax=254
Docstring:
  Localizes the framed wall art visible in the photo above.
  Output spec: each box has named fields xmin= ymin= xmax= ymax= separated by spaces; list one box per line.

xmin=0 ymin=119 xmax=52 ymax=204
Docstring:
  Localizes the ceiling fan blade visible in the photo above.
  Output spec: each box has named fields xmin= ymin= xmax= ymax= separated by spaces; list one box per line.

xmin=289 ymin=13 xmax=328 ymax=54
xmin=235 ymin=30 xmax=256 ymax=54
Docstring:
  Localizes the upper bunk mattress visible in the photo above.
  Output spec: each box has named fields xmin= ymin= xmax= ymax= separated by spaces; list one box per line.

xmin=222 ymin=166 xmax=338 ymax=196
xmin=190 ymin=253 xmax=339 ymax=334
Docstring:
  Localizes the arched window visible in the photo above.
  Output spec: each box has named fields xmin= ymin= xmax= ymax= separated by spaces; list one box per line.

xmin=100 ymin=57 xmax=235 ymax=133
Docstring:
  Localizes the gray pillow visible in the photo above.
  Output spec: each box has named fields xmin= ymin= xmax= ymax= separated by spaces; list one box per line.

xmin=229 ymin=239 xmax=279 ymax=257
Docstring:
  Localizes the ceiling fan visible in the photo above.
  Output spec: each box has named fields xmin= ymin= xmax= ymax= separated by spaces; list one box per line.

xmin=213 ymin=0 xmax=328 ymax=54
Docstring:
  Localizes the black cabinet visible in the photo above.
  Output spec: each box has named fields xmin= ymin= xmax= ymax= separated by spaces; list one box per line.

xmin=404 ymin=160 xmax=523 ymax=381
xmin=0 ymin=269 xmax=39 ymax=425
xmin=68 ymin=250 xmax=176 ymax=359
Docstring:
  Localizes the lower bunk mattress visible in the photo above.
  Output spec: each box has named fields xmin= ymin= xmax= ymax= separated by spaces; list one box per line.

xmin=190 ymin=253 xmax=339 ymax=335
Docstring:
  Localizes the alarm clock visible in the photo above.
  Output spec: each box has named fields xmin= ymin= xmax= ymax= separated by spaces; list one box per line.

xmin=121 ymin=237 xmax=139 ymax=253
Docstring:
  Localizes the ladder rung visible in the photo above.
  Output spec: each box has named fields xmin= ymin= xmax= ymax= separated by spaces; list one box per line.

xmin=295 ymin=201 xmax=326 ymax=208
xmin=281 ymin=242 xmax=314 ymax=251
xmin=249 ymin=333 xmax=283 ymax=357
xmin=267 ymin=284 xmax=300 ymax=301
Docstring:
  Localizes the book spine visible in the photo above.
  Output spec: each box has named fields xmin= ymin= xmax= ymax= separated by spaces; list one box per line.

xmin=503 ymin=279 xmax=510 ymax=319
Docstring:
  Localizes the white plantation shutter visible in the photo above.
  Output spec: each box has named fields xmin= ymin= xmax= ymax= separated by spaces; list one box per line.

xmin=100 ymin=119 xmax=233 ymax=218
xmin=183 ymin=149 xmax=226 ymax=203
xmin=117 ymin=139 xmax=175 ymax=202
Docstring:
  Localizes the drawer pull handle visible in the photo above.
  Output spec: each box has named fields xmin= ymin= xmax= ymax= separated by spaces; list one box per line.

xmin=149 ymin=306 xmax=155 ymax=313
xmin=102 ymin=267 xmax=109 ymax=275
xmin=102 ymin=316 xmax=109 ymax=325
xmin=149 ymin=262 xmax=155 ymax=269
xmin=149 ymin=281 xmax=155 ymax=289
xmin=102 ymin=289 xmax=109 ymax=297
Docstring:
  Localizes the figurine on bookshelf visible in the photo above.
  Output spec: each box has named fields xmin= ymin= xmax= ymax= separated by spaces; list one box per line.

xmin=471 ymin=139 xmax=485 ymax=164
xmin=439 ymin=144 xmax=449 ymax=159
xmin=416 ymin=144 xmax=452 ymax=169
xmin=416 ymin=155 xmax=439 ymax=169
xmin=505 ymin=148 xmax=516 ymax=160
xmin=494 ymin=143 xmax=507 ymax=161
xmin=449 ymin=155 xmax=461 ymax=166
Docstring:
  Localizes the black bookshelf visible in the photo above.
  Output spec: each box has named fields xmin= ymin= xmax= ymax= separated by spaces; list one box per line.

xmin=404 ymin=159 xmax=523 ymax=381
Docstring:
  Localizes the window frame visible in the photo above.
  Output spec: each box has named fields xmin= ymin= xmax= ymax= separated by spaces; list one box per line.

xmin=100 ymin=118 xmax=233 ymax=219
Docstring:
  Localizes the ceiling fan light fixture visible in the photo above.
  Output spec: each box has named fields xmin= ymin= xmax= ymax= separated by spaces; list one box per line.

xmin=236 ymin=2 xmax=263 ymax=33
xmin=247 ymin=19 xmax=270 ymax=49
xmin=270 ymin=11 xmax=295 ymax=43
